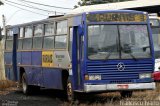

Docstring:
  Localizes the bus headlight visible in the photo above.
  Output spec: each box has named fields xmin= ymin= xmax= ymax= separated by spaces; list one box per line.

xmin=139 ymin=73 xmax=151 ymax=79
xmin=89 ymin=75 xmax=101 ymax=80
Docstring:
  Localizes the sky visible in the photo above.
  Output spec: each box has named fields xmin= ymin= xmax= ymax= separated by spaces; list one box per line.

xmin=0 ymin=0 xmax=79 ymax=27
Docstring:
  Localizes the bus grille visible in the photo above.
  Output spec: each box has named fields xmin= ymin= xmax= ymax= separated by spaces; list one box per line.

xmin=86 ymin=61 xmax=153 ymax=81
xmin=110 ymin=80 xmax=132 ymax=84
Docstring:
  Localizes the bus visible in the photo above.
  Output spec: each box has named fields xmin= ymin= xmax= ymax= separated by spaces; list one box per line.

xmin=150 ymin=17 xmax=160 ymax=72
xmin=4 ymin=10 xmax=155 ymax=101
xmin=150 ymin=17 xmax=160 ymax=85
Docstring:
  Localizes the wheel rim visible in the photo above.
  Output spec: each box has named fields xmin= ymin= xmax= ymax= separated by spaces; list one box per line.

xmin=67 ymin=82 xmax=72 ymax=99
xmin=22 ymin=76 xmax=27 ymax=93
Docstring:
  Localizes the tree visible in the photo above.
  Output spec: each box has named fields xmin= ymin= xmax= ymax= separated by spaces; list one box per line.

xmin=75 ymin=0 xmax=132 ymax=7
xmin=0 ymin=1 xmax=3 ymax=5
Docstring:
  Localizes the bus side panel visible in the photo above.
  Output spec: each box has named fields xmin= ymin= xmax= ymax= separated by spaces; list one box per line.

xmin=5 ymin=67 xmax=14 ymax=80
xmin=17 ymin=52 xmax=21 ymax=65
xmin=4 ymin=52 xmax=12 ymax=64
xmin=42 ymin=68 xmax=63 ymax=89
xmin=29 ymin=67 xmax=43 ymax=86
xmin=21 ymin=52 xmax=31 ymax=65
xmin=22 ymin=67 xmax=42 ymax=86
xmin=32 ymin=51 xmax=42 ymax=65
xmin=4 ymin=52 xmax=13 ymax=80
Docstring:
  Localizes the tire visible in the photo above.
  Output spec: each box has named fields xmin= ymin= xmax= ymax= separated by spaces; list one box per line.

xmin=120 ymin=91 xmax=133 ymax=98
xmin=64 ymin=78 xmax=75 ymax=101
xmin=22 ymin=73 xmax=32 ymax=95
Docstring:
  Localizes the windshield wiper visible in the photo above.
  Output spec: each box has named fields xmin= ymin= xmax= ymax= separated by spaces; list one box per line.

xmin=104 ymin=47 xmax=116 ymax=60
xmin=127 ymin=53 xmax=137 ymax=61
xmin=104 ymin=51 xmax=112 ymax=60
xmin=121 ymin=45 xmax=137 ymax=61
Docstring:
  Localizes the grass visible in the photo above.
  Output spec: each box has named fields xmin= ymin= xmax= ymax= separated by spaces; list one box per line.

xmin=60 ymin=88 xmax=160 ymax=106
xmin=0 ymin=80 xmax=17 ymax=90
xmin=0 ymin=81 xmax=159 ymax=106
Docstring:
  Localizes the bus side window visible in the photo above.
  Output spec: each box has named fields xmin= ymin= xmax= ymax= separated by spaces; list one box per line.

xmin=23 ymin=26 xmax=32 ymax=50
xmin=55 ymin=20 xmax=67 ymax=49
xmin=158 ymin=33 xmax=160 ymax=46
xmin=23 ymin=38 xmax=32 ymax=50
xmin=5 ymin=40 xmax=13 ymax=50
xmin=18 ymin=27 xmax=24 ymax=50
xmin=24 ymin=26 xmax=32 ymax=38
xmin=43 ymin=36 xmax=54 ymax=49
xmin=33 ymin=37 xmax=43 ymax=49
xmin=18 ymin=39 xmax=23 ymax=50
xmin=56 ymin=20 xmax=67 ymax=35
xmin=6 ymin=29 xmax=13 ymax=39
xmin=69 ymin=28 xmax=73 ymax=59
xmin=43 ymin=23 xmax=55 ymax=49
xmin=19 ymin=27 xmax=24 ymax=38
xmin=34 ymin=24 xmax=43 ymax=37
xmin=55 ymin=35 xmax=67 ymax=49
xmin=33 ymin=24 xmax=43 ymax=49
xmin=5 ymin=29 xmax=13 ymax=50
xmin=44 ymin=23 xmax=55 ymax=36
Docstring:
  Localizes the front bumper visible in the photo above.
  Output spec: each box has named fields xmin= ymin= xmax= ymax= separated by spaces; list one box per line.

xmin=84 ymin=82 xmax=155 ymax=92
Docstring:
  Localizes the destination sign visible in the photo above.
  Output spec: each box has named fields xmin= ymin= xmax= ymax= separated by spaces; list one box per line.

xmin=86 ymin=13 xmax=147 ymax=22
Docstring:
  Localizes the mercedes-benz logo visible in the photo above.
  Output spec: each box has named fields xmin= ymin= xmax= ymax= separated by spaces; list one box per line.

xmin=117 ymin=62 xmax=125 ymax=71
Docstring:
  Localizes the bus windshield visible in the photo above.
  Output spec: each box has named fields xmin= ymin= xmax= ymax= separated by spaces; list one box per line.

xmin=151 ymin=27 xmax=160 ymax=59
xmin=88 ymin=25 xmax=151 ymax=60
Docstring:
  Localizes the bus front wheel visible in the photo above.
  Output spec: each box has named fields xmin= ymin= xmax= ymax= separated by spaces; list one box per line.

xmin=66 ymin=79 xmax=75 ymax=101
xmin=120 ymin=91 xmax=133 ymax=98
xmin=63 ymin=77 xmax=76 ymax=101
xmin=22 ymin=73 xmax=32 ymax=95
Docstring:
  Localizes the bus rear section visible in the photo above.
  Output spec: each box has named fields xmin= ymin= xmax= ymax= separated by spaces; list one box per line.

xmin=76 ymin=11 xmax=156 ymax=97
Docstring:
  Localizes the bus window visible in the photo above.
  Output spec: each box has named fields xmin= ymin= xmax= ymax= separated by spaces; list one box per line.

xmin=152 ymin=27 xmax=160 ymax=58
xmin=19 ymin=27 xmax=24 ymax=38
xmin=56 ymin=20 xmax=67 ymax=35
xmin=44 ymin=23 xmax=54 ymax=36
xmin=88 ymin=25 xmax=119 ymax=60
xmin=23 ymin=38 xmax=32 ymax=50
xmin=69 ymin=28 xmax=73 ymax=59
xmin=43 ymin=36 xmax=54 ymax=49
xmin=6 ymin=29 xmax=13 ymax=39
xmin=5 ymin=40 xmax=13 ymax=50
xmin=33 ymin=37 xmax=43 ymax=49
xmin=150 ymin=19 xmax=160 ymax=27
xmin=18 ymin=39 xmax=23 ymax=50
xmin=120 ymin=25 xmax=151 ymax=59
xmin=24 ymin=26 xmax=32 ymax=38
xmin=55 ymin=35 xmax=67 ymax=49
xmin=34 ymin=24 xmax=43 ymax=36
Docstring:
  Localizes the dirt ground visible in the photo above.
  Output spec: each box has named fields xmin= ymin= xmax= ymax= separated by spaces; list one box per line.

xmin=0 ymin=87 xmax=160 ymax=106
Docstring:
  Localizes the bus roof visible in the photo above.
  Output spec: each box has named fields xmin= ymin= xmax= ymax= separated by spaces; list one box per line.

xmin=68 ymin=0 xmax=160 ymax=15
xmin=5 ymin=14 xmax=78 ymax=28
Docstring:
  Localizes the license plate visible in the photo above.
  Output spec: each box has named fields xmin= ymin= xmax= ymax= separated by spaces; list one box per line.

xmin=117 ymin=84 xmax=128 ymax=89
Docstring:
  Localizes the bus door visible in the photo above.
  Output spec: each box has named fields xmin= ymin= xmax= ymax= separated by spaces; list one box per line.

xmin=72 ymin=26 xmax=83 ymax=90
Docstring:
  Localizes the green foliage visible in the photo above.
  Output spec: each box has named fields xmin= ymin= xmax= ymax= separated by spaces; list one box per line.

xmin=0 ymin=1 xmax=4 ymax=5
xmin=75 ymin=0 xmax=132 ymax=8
